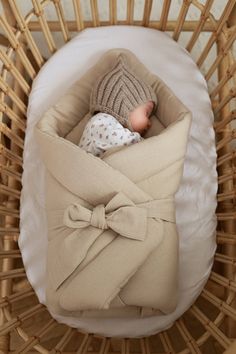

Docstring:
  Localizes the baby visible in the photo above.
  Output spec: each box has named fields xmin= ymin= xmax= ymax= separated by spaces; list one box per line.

xmin=78 ymin=54 xmax=157 ymax=157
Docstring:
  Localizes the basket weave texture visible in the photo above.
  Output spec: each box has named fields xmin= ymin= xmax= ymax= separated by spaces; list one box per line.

xmin=0 ymin=0 xmax=236 ymax=353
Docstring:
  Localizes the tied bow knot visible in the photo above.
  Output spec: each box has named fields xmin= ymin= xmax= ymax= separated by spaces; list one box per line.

xmin=63 ymin=192 xmax=176 ymax=242
xmin=90 ymin=204 xmax=108 ymax=230
xmin=63 ymin=192 xmax=148 ymax=241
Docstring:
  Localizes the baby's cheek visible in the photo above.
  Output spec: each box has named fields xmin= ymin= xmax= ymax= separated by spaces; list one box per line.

xmin=129 ymin=111 xmax=149 ymax=132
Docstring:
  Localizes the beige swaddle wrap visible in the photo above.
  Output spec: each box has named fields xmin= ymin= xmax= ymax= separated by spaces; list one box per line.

xmin=34 ymin=49 xmax=192 ymax=319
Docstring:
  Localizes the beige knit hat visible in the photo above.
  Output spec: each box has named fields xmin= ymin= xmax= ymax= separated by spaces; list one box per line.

xmin=89 ymin=54 xmax=157 ymax=131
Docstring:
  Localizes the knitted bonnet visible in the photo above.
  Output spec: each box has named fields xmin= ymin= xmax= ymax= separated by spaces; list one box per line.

xmin=89 ymin=54 xmax=157 ymax=131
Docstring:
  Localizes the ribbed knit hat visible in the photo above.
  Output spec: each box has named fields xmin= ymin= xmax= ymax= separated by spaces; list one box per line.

xmin=89 ymin=54 xmax=157 ymax=131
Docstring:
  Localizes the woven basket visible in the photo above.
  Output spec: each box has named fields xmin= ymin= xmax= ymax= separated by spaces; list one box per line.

xmin=0 ymin=0 xmax=236 ymax=353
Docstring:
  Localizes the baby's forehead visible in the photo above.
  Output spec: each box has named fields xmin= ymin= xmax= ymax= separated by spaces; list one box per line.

xmin=130 ymin=100 xmax=154 ymax=110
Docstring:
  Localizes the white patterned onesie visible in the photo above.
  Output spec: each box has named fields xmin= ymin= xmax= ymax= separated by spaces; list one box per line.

xmin=78 ymin=112 xmax=143 ymax=157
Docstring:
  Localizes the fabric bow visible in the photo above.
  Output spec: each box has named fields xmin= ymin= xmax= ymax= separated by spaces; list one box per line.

xmin=63 ymin=192 xmax=148 ymax=241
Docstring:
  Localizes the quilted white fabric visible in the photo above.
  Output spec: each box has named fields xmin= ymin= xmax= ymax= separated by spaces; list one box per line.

xmin=19 ymin=25 xmax=217 ymax=338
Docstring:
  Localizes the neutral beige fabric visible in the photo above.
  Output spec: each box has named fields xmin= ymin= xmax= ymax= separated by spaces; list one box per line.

xmin=34 ymin=48 xmax=192 ymax=319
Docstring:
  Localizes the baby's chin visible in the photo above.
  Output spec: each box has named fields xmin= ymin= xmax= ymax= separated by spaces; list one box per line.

xmin=141 ymin=128 xmax=149 ymax=136
xmin=141 ymin=133 xmax=147 ymax=138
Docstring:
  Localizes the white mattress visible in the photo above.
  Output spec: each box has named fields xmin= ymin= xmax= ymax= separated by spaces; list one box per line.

xmin=20 ymin=26 xmax=218 ymax=338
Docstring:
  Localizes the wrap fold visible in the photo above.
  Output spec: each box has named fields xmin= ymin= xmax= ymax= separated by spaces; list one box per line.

xmin=35 ymin=48 xmax=192 ymax=318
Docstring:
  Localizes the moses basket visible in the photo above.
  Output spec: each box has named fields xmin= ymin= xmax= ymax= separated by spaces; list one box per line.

xmin=0 ymin=0 xmax=236 ymax=353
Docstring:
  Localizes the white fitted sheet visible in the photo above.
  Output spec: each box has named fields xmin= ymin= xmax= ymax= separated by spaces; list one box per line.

xmin=19 ymin=26 xmax=218 ymax=338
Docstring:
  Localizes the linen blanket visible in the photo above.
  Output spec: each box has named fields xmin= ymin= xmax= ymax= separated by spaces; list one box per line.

xmin=34 ymin=48 xmax=192 ymax=318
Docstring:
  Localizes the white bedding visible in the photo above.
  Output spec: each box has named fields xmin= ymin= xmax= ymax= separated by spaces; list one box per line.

xmin=19 ymin=25 xmax=218 ymax=338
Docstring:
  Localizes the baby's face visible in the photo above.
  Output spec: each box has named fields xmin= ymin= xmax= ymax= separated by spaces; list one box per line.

xmin=129 ymin=101 xmax=154 ymax=135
